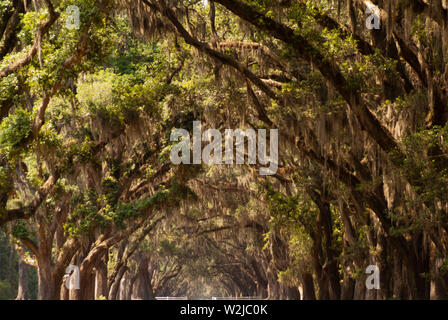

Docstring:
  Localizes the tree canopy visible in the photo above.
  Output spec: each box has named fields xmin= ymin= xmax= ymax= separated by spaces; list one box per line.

xmin=0 ymin=0 xmax=447 ymax=300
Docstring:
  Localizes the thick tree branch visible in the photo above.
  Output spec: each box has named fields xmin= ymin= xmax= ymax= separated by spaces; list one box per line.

xmin=212 ymin=0 xmax=399 ymax=156
xmin=20 ymin=237 xmax=40 ymax=259
xmin=0 ymin=0 xmax=59 ymax=79
xmin=141 ymin=0 xmax=280 ymax=103
xmin=1 ymin=172 xmax=59 ymax=226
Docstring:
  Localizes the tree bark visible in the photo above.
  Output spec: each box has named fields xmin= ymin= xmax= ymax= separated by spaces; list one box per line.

xmin=37 ymin=258 xmax=57 ymax=300
xmin=15 ymin=256 xmax=28 ymax=300
xmin=301 ymin=272 xmax=316 ymax=300
xmin=131 ymin=255 xmax=155 ymax=300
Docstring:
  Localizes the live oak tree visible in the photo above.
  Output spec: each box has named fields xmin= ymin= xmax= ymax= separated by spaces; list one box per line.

xmin=1 ymin=0 xmax=448 ymax=300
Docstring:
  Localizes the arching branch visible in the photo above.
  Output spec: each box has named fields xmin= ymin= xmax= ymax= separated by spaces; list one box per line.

xmin=0 ymin=0 xmax=59 ymax=79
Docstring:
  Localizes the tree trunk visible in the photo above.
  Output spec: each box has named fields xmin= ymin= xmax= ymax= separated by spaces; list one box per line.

xmin=108 ymin=265 xmax=127 ymax=300
xmin=131 ymin=255 xmax=154 ymax=300
xmin=15 ymin=256 xmax=28 ymax=300
xmin=301 ymin=272 xmax=316 ymax=300
xmin=94 ymin=253 xmax=108 ymax=299
xmin=37 ymin=267 xmax=57 ymax=299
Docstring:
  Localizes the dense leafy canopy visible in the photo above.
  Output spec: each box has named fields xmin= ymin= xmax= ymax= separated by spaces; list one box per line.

xmin=0 ymin=0 xmax=447 ymax=300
